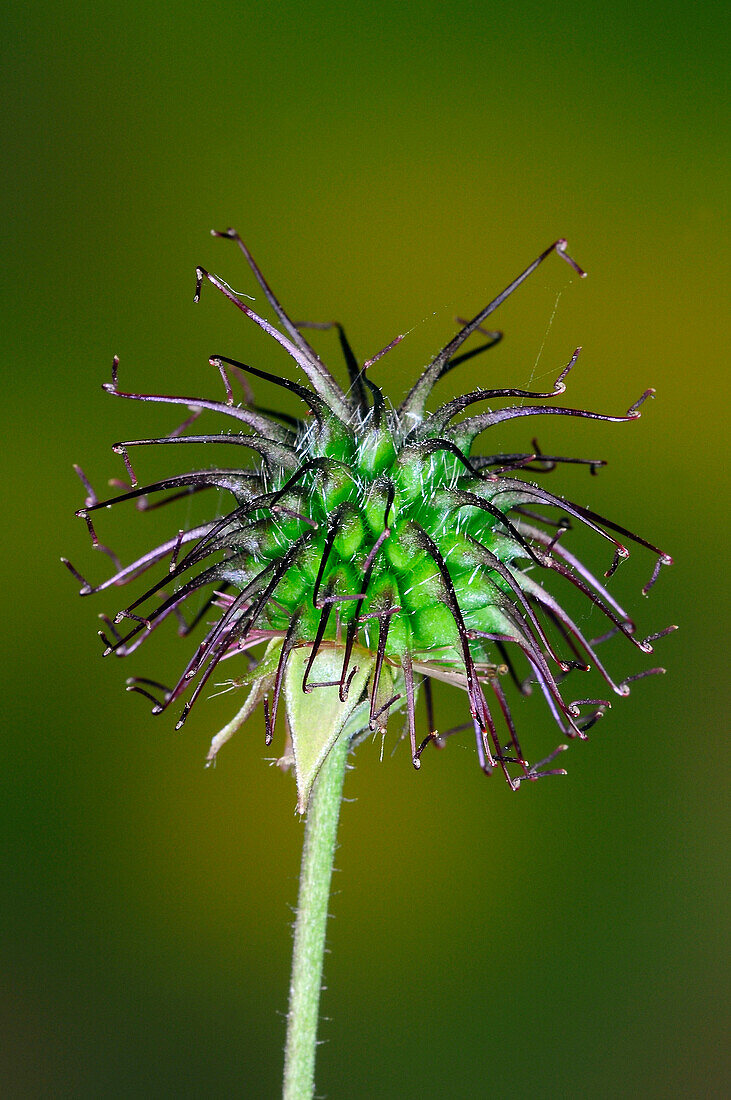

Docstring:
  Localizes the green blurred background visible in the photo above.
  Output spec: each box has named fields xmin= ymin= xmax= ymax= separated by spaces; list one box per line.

xmin=3 ymin=1 xmax=727 ymax=1096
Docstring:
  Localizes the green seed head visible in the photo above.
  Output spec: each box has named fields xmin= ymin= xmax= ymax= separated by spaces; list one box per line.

xmin=66 ymin=231 xmax=674 ymax=804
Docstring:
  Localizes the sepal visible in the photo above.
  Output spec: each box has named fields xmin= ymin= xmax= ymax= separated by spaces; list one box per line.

xmin=284 ymin=645 xmax=375 ymax=813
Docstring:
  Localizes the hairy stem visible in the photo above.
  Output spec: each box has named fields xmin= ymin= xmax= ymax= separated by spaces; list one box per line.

xmin=283 ymin=732 xmax=351 ymax=1099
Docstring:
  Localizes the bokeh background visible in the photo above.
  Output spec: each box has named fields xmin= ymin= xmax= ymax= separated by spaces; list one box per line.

xmin=3 ymin=2 xmax=727 ymax=1096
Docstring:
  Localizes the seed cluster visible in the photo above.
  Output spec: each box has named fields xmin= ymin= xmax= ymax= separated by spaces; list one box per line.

xmin=66 ymin=232 xmax=673 ymax=788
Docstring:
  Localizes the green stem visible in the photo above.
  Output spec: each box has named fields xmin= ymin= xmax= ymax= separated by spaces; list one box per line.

xmin=283 ymin=731 xmax=351 ymax=1100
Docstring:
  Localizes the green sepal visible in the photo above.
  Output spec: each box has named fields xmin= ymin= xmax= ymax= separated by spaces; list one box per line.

xmin=284 ymin=644 xmax=375 ymax=813
xmin=411 ymin=602 xmax=461 ymax=648
xmin=357 ymin=427 xmax=397 ymax=476
xmin=333 ymin=510 xmax=365 ymax=560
